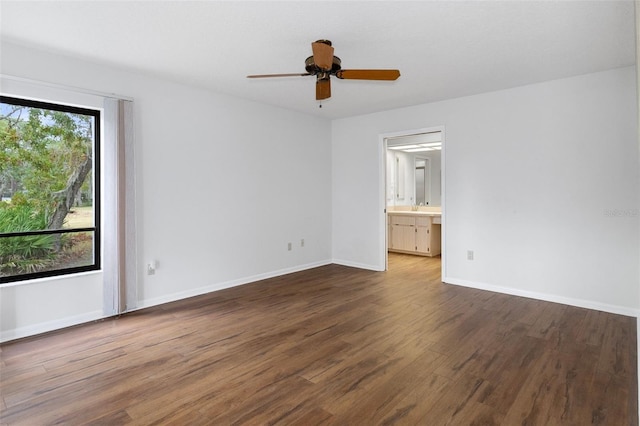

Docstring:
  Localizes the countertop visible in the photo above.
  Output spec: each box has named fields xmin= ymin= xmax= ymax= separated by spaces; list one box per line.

xmin=387 ymin=210 xmax=441 ymax=216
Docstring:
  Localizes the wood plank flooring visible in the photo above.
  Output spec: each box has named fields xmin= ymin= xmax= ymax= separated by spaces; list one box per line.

xmin=1 ymin=253 xmax=637 ymax=425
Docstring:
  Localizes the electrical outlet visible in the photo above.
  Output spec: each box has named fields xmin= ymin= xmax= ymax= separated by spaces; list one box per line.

xmin=147 ymin=261 xmax=156 ymax=275
xmin=300 ymin=239 xmax=305 ymax=247
xmin=287 ymin=242 xmax=292 ymax=251
xmin=467 ymin=250 xmax=474 ymax=261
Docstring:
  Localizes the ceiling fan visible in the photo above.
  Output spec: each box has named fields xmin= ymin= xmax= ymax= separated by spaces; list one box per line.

xmin=247 ymin=40 xmax=401 ymax=101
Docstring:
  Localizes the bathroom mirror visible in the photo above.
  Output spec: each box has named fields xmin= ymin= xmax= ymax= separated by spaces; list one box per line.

xmin=415 ymin=158 xmax=429 ymax=205
xmin=386 ymin=131 xmax=441 ymax=207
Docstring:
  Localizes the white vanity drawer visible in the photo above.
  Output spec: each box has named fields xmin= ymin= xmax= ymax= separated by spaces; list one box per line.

xmin=390 ymin=215 xmax=415 ymax=226
xmin=415 ymin=217 xmax=431 ymax=227
xmin=432 ymin=216 xmax=442 ymax=224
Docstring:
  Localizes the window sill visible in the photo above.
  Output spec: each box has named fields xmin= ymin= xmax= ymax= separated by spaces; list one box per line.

xmin=0 ymin=270 xmax=103 ymax=288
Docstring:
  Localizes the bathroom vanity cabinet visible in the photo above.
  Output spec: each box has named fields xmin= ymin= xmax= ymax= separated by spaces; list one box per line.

xmin=388 ymin=212 xmax=441 ymax=257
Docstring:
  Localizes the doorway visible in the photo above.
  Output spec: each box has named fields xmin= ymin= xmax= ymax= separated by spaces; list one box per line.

xmin=380 ymin=126 xmax=445 ymax=280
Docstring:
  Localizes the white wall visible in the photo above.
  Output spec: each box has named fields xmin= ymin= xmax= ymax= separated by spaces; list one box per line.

xmin=1 ymin=40 xmax=637 ymax=340
xmin=386 ymin=150 xmax=414 ymax=206
xmin=0 ymin=41 xmax=333 ymax=341
xmin=333 ymin=66 xmax=640 ymax=314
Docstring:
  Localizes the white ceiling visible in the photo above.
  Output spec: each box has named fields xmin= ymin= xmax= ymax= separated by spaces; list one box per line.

xmin=0 ymin=1 xmax=636 ymax=119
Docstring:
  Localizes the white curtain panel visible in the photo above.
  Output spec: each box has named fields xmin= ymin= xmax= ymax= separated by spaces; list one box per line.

xmin=103 ymin=98 xmax=137 ymax=315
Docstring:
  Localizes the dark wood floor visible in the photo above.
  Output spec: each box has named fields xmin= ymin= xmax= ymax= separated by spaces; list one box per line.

xmin=0 ymin=253 xmax=637 ymax=425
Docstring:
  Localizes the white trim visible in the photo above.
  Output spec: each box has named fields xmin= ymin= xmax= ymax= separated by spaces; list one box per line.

xmin=332 ymin=258 xmax=385 ymax=272
xmin=634 ymin=0 xmax=640 ymax=420
xmin=444 ymin=276 xmax=640 ymax=318
xmin=440 ymin=128 xmax=446 ymax=283
xmin=380 ymin=135 xmax=389 ymax=271
xmin=0 ymin=310 xmax=105 ymax=343
xmin=379 ymin=125 xmax=446 ymax=280
xmin=0 ymin=270 xmax=102 ymax=288
xmin=4 ymin=269 xmax=636 ymax=343
xmin=0 ymin=261 xmax=333 ymax=342
xmin=135 ymin=259 xmax=333 ymax=311
xmin=1 ymin=74 xmax=133 ymax=102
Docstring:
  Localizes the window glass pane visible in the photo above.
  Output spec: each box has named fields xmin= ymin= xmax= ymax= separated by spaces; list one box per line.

xmin=0 ymin=231 xmax=95 ymax=279
xmin=63 ymin=206 xmax=94 ymax=229
xmin=0 ymin=100 xmax=95 ymax=232
xmin=0 ymin=96 xmax=100 ymax=282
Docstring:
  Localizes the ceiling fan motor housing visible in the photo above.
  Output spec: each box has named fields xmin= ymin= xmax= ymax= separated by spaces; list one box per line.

xmin=305 ymin=55 xmax=342 ymax=75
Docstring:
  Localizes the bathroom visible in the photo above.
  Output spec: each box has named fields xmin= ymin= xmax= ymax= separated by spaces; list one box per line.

xmin=386 ymin=131 xmax=442 ymax=257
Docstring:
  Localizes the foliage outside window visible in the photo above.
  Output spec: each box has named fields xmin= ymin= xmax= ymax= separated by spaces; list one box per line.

xmin=0 ymin=96 xmax=100 ymax=283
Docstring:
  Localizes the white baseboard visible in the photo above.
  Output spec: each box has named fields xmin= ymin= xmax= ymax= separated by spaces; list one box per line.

xmin=0 ymin=310 xmax=105 ymax=343
xmin=0 ymin=261 xmax=334 ymax=343
xmin=332 ymin=258 xmax=384 ymax=272
xmin=136 ymin=259 xmax=333 ymax=311
xmin=5 ymin=266 xmax=635 ymax=344
xmin=444 ymin=276 xmax=640 ymax=318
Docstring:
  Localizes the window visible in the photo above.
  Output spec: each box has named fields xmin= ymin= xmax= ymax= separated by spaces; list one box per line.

xmin=0 ymin=96 xmax=100 ymax=283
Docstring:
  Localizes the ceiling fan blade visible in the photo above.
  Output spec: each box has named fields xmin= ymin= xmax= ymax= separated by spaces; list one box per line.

xmin=312 ymin=41 xmax=334 ymax=70
xmin=316 ymin=78 xmax=331 ymax=100
xmin=335 ymin=69 xmax=401 ymax=80
xmin=247 ymin=73 xmax=311 ymax=78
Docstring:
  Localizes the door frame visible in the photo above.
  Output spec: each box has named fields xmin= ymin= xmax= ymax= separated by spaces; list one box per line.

xmin=379 ymin=125 xmax=446 ymax=281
